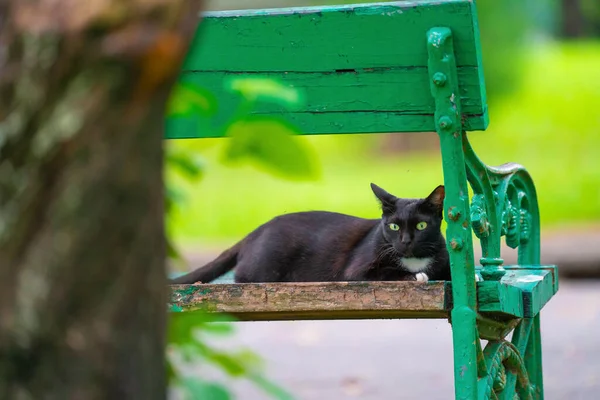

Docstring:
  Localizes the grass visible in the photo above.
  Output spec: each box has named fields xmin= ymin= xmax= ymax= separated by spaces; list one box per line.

xmin=166 ymin=41 xmax=600 ymax=248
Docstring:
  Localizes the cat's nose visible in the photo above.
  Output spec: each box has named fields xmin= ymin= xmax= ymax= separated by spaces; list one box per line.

xmin=401 ymin=233 xmax=411 ymax=244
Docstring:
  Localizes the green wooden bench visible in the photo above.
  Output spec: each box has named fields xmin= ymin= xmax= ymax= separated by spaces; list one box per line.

xmin=166 ymin=1 xmax=558 ymax=398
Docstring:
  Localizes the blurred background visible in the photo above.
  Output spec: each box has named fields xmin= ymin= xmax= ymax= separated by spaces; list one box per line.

xmin=167 ymin=0 xmax=600 ymax=399
xmin=168 ymin=0 xmax=600 ymax=276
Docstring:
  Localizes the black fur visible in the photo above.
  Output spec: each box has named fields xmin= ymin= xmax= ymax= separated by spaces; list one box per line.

xmin=170 ymin=184 xmax=451 ymax=284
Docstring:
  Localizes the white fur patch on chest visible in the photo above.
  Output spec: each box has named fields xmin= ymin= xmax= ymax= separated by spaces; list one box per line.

xmin=400 ymin=257 xmax=432 ymax=273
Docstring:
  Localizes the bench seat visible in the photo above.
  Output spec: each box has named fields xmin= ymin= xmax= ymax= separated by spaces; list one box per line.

xmin=169 ymin=265 xmax=557 ymax=321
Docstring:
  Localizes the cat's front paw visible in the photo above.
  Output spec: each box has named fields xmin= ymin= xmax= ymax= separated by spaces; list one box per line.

xmin=415 ymin=272 xmax=429 ymax=283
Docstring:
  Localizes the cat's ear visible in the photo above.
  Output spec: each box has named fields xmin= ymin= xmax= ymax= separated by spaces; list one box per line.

xmin=423 ymin=185 xmax=445 ymax=215
xmin=370 ymin=183 xmax=398 ymax=214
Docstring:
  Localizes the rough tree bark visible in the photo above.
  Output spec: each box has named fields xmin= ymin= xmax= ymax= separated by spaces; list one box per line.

xmin=0 ymin=1 xmax=203 ymax=398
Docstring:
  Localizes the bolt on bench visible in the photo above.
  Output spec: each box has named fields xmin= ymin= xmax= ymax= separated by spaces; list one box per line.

xmin=166 ymin=2 xmax=558 ymax=399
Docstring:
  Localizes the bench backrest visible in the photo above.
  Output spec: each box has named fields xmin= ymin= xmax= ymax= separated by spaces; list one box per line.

xmin=165 ymin=0 xmax=488 ymax=139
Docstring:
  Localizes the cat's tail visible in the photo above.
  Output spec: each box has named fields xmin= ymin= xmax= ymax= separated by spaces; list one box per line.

xmin=169 ymin=242 xmax=241 ymax=284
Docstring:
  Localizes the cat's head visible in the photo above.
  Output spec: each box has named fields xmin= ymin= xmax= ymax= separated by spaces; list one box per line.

xmin=370 ymin=183 xmax=445 ymax=257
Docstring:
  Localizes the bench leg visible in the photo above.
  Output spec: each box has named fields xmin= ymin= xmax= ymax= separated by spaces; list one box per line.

xmin=525 ymin=315 xmax=544 ymax=399
xmin=451 ymin=307 xmax=479 ymax=400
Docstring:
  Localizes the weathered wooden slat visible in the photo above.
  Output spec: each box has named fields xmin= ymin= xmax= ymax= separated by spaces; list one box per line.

xmin=168 ymin=67 xmax=485 ymax=137
xmin=167 ymin=109 xmax=490 ymax=139
xmin=189 ymin=2 xmax=480 ymax=71
xmin=182 ymin=68 xmax=484 ymax=113
xmin=170 ymin=281 xmax=449 ymax=321
xmin=168 ymin=266 xmax=557 ymax=321
xmin=165 ymin=0 xmax=488 ymax=138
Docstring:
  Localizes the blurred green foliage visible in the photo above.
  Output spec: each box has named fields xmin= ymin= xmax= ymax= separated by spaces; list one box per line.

xmin=165 ymin=77 xmax=314 ymax=399
xmin=580 ymin=0 xmax=600 ymax=36
xmin=472 ymin=41 xmax=600 ymax=226
xmin=223 ymin=116 xmax=317 ymax=179
xmin=165 ymin=76 xmax=318 ymax=251
xmin=476 ymin=0 xmax=528 ymax=102
xmin=167 ymin=312 xmax=293 ymax=400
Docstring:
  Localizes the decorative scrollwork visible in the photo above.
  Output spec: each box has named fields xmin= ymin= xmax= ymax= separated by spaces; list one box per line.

xmin=505 ymin=200 xmax=521 ymax=249
xmin=471 ymin=194 xmax=490 ymax=239
xmin=520 ymin=209 xmax=531 ymax=245
xmin=516 ymin=191 xmax=531 ymax=245
xmin=463 ymin=137 xmax=541 ymax=269
xmin=496 ymin=176 xmax=536 ymax=254
xmin=482 ymin=340 xmax=534 ymax=400
xmin=499 ymin=196 xmax=509 ymax=237
xmin=493 ymin=362 xmax=506 ymax=393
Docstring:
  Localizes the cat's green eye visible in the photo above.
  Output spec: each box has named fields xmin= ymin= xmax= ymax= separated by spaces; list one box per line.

xmin=416 ymin=221 xmax=428 ymax=230
xmin=388 ymin=223 xmax=400 ymax=231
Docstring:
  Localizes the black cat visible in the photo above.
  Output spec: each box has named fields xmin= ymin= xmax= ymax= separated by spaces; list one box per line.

xmin=170 ymin=184 xmax=451 ymax=284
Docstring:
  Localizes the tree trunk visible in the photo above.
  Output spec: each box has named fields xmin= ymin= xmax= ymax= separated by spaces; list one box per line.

xmin=0 ymin=1 xmax=203 ymax=398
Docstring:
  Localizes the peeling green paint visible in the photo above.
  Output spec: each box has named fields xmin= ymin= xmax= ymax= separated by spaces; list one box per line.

xmin=170 ymin=304 xmax=184 ymax=312
xmin=172 ymin=285 xmax=211 ymax=299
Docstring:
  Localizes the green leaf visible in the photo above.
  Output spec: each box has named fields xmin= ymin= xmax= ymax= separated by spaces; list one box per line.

xmin=232 ymin=349 xmax=263 ymax=370
xmin=166 ymin=150 xmax=205 ymax=181
xmin=227 ymin=77 xmax=303 ymax=109
xmin=167 ymin=310 xmax=293 ymax=399
xmin=168 ymin=312 xmax=237 ymax=348
xmin=181 ymin=378 xmax=231 ymax=400
xmin=200 ymin=322 xmax=235 ymax=336
xmin=168 ymin=316 xmax=197 ymax=347
xmin=165 ymin=185 xmax=187 ymax=218
xmin=222 ymin=116 xmax=318 ymax=180
xmin=205 ymin=351 xmax=247 ymax=377
xmin=166 ymin=238 xmax=183 ymax=262
xmin=169 ymin=313 xmax=209 ymax=347
xmin=200 ymin=313 xmax=238 ymax=324
xmin=167 ymin=82 xmax=218 ymax=118
xmin=166 ymin=358 xmax=177 ymax=383
xmin=249 ymin=374 xmax=295 ymax=400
